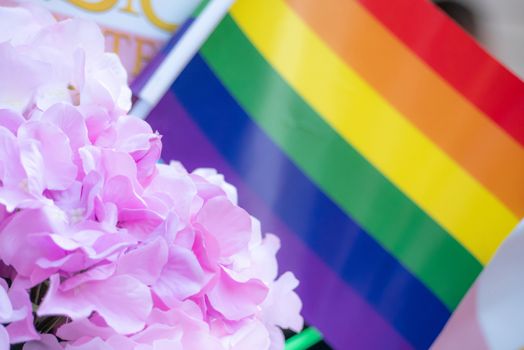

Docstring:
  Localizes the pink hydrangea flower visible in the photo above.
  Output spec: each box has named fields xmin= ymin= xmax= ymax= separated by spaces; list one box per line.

xmin=0 ymin=2 xmax=302 ymax=349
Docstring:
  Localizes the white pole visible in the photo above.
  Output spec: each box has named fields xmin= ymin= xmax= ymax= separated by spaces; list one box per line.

xmin=133 ymin=0 xmax=235 ymax=119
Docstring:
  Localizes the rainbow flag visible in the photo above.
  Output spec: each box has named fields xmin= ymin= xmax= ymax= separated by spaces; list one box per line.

xmin=141 ymin=0 xmax=524 ymax=348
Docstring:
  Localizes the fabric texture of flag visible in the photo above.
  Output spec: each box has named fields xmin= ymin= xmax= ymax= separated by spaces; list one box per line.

xmin=139 ymin=0 xmax=524 ymax=348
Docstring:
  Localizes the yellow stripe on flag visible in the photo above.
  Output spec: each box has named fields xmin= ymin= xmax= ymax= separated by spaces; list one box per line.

xmin=230 ymin=0 xmax=518 ymax=264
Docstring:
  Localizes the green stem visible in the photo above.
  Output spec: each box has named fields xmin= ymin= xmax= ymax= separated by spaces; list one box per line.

xmin=34 ymin=283 xmax=42 ymax=305
xmin=36 ymin=316 xmax=65 ymax=334
xmin=285 ymin=327 xmax=323 ymax=350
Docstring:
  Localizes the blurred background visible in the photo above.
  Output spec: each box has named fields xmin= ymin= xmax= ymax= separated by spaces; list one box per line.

xmin=434 ymin=0 xmax=524 ymax=79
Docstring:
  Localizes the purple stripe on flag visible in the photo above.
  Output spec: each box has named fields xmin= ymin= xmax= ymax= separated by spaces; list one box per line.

xmin=146 ymin=92 xmax=413 ymax=350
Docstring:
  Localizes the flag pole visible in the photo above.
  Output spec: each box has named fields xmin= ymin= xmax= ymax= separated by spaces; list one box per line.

xmin=131 ymin=0 xmax=235 ymax=119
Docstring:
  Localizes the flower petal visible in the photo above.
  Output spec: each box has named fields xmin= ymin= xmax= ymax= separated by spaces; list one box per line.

xmin=116 ymin=238 xmax=168 ymax=286
xmin=0 ymin=285 xmax=12 ymax=322
xmin=6 ymin=287 xmax=39 ymax=343
xmin=41 ymin=103 xmax=89 ymax=154
xmin=228 ymin=320 xmax=270 ymax=350
xmin=153 ymin=246 xmax=208 ymax=304
xmin=0 ymin=42 xmax=51 ymax=113
xmin=0 ymin=109 xmax=24 ymax=134
xmin=207 ymin=269 xmax=268 ymax=321
xmin=0 ymin=207 xmax=67 ymax=282
xmin=22 ymin=334 xmax=63 ymax=350
xmin=262 ymin=272 xmax=303 ymax=332
xmin=39 ymin=274 xmax=152 ymax=334
xmin=0 ymin=325 xmax=9 ymax=350
xmin=194 ymin=197 xmax=251 ymax=257
xmin=64 ymin=337 xmax=112 ymax=350
xmin=57 ymin=318 xmax=115 ymax=342
xmin=145 ymin=163 xmax=196 ymax=224
xmin=193 ymin=168 xmax=237 ymax=205
xmin=18 ymin=121 xmax=77 ymax=190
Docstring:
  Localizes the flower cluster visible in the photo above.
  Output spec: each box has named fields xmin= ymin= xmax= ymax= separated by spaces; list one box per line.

xmin=0 ymin=2 xmax=303 ymax=349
